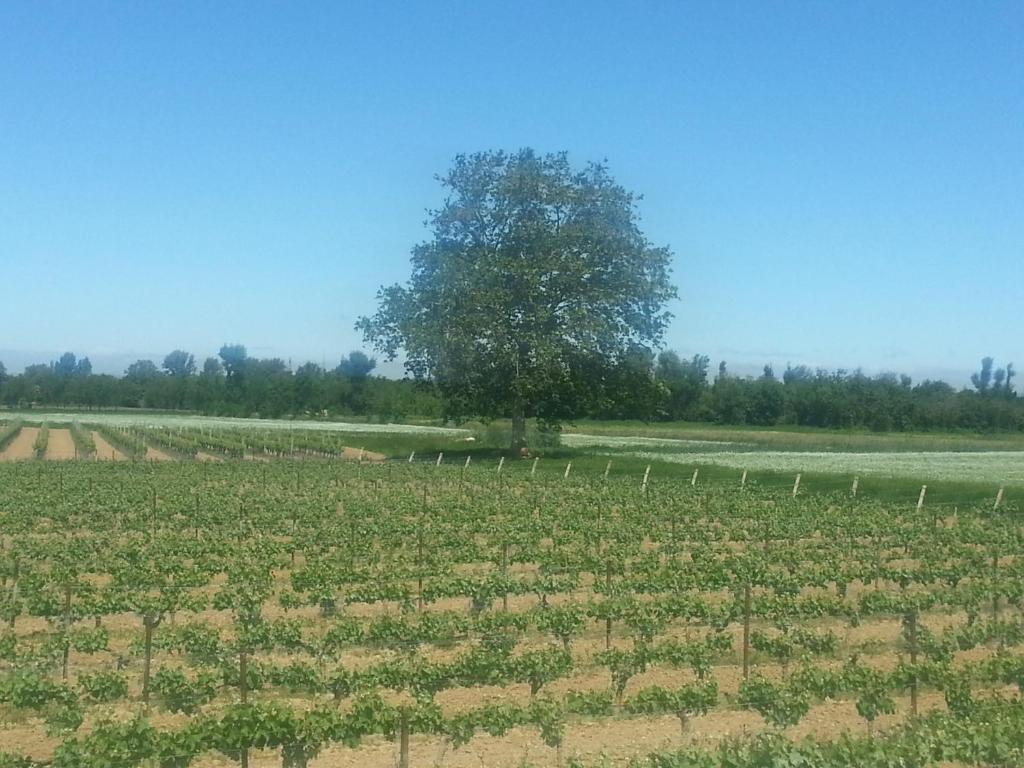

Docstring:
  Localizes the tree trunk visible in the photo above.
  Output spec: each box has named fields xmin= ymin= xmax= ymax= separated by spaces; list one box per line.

xmin=510 ymin=404 xmax=526 ymax=452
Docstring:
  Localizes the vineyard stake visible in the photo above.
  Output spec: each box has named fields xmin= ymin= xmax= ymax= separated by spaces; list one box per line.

xmin=564 ymin=462 xmax=572 ymax=479
xmin=531 ymin=456 xmax=539 ymax=476
xmin=436 ymin=452 xmax=443 ymax=466
xmin=408 ymin=451 xmax=415 ymax=463
xmin=916 ymin=485 xmax=927 ymax=512
xmin=907 ymin=610 xmax=918 ymax=715
xmin=742 ymin=584 xmax=751 ymax=679
xmin=851 ymin=476 xmax=859 ymax=497
xmin=604 ymin=460 xmax=612 ymax=480
xmin=358 ymin=447 xmax=365 ymax=463
xmin=398 ymin=708 xmax=410 ymax=768
xmin=464 ymin=455 xmax=471 ymax=469
xmin=992 ymin=551 xmax=1001 ymax=619
xmin=740 ymin=469 xmax=747 ymax=488
xmin=792 ymin=473 xmax=801 ymax=498
xmin=690 ymin=468 xmax=699 ymax=486
xmin=497 ymin=456 xmax=505 ymax=474
xmin=994 ymin=486 xmax=1005 ymax=510
xmin=641 ymin=465 xmax=650 ymax=493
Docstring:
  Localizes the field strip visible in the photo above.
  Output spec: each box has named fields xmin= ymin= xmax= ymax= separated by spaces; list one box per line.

xmin=2 ymin=412 xmax=468 ymax=435
xmin=44 ymin=428 xmax=76 ymax=460
xmin=620 ymin=448 xmax=1024 ymax=486
xmin=562 ymin=433 xmax=741 ymax=449
xmin=90 ymin=431 xmax=127 ymax=460
xmin=0 ymin=426 xmax=39 ymax=461
xmin=145 ymin=445 xmax=174 ymax=461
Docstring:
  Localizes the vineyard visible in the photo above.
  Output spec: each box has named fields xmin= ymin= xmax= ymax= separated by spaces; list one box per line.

xmin=1 ymin=457 xmax=1023 ymax=767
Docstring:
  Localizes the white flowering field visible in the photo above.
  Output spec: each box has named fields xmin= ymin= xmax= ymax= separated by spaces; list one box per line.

xmin=623 ymin=448 xmax=1024 ymax=486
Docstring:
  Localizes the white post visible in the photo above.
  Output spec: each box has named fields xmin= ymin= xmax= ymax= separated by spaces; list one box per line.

xmin=691 ymin=468 xmax=699 ymax=487
xmin=851 ymin=476 xmax=859 ymax=497
xmin=792 ymin=473 xmax=801 ymax=498
xmin=464 ymin=455 xmax=471 ymax=469
xmin=740 ymin=469 xmax=747 ymax=488
xmin=917 ymin=485 xmax=927 ymax=511
xmin=408 ymin=451 xmax=415 ymax=463
xmin=564 ymin=462 xmax=572 ymax=479
xmin=604 ymin=460 xmax=612 ymax=480
xmin=994 ymin=486 xmax=1005 ymax=511
xmin=641 ymin=465 xmax=651 ymax=492
xmin=497 ymin=456 xmax=505 ymax=474
xmin=436 ymin=452 xmax=443 ymax=466
xmin=531 ymin=457 xmax=539 ymax=476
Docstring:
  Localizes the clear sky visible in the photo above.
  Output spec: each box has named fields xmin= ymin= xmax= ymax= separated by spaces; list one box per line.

xmin=1 ymin=1 xmax=1021 ymax=384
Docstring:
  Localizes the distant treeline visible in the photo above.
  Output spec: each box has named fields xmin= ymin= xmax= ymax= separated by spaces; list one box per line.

xmin=0 ymin=347 xmax=1019 ymax=432
xmin=620 ymin=353 xmax=1021 ymax=432
xmin=0 ymin=346 xmax=440 ymax=422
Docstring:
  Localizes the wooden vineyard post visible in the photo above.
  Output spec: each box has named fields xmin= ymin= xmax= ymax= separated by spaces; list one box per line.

xmin=605 ymin=560 xmax=613 ymax=649
xmin=531 ymin=456 xmax=539 ymax=476
xmin=417 ymin=527 xmax=425 ymax=612
xmin=792 ymin=473 xmax=801 ymax=498
xmin=851 ymin=476 xmax=859 ymax=497
xmin=691 ymin=468 xmax=699 ymax=486
xmin=641 ymin=465 xmax=651 ymax=496
xmin=907 ymin=609 xmax=918 ymax=715
xmin=563 ymin=462 xmax=572 ymax=480
xmin=992 ymin=551 xmax=1001 ymax=620
xmin=502 ymin=541 xmax=509 ymax=611
xmin=497 ymin=456 xmax=505 ymax=475
xmin=142 ymin=613 xmax=161 ymax=707
xmin=916 ymin=485 xmax=927 ymax=512
xmin=239 ymin=643 xmax=250 ymax=768
xmin=994 ymin=486 xmax=1005 ymax=511
xmin=740 ymin=469 xmax=747 ymax=488
xmin=61 ymin=584 xmax=72 ymax=681
xmin=742 ymin=584 xmax=751 ymax=679
xmin=398 ymin=707 xmax=410 ymax=768
xmin=604 ymin=460 xmax=612 ymax=480
xmin=436 ymin=452 xmax=443 ymax=467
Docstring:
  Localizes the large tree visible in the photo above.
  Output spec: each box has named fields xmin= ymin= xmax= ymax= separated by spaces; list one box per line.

xmin=336 ymin=351 xmax=377 ymax=380
xmin=163 ymin=350 xmax=196 ymax=377
xmin=358 ymin=149 xmax=677 ymax=448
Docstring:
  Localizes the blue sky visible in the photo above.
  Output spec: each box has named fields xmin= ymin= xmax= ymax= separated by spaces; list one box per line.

xmin=1 ymin=1 xmax=1021 ymax=385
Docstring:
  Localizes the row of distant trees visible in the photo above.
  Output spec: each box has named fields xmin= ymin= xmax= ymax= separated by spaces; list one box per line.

xmin=634 ymin=353 xmax=1021 ymax=432
xmin=0 ymin=348 xmax=1019 ymax=432
xmin=0 ymin=346 xmax=439 ymax=421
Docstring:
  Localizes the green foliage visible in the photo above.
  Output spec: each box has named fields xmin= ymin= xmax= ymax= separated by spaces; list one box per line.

xmin=150 ymin=667 xmax=219 ymax=714
xmin=738 ymin=676 xmax=810 ymax=729
xmin=358 ymin=149 xmax=677 ymax=444
xmin=77 ymin=671 xmax=128 ymax=703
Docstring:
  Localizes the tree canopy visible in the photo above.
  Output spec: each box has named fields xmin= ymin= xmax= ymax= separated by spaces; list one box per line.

xmin=358 ymin=149 xmax=678 ymax=447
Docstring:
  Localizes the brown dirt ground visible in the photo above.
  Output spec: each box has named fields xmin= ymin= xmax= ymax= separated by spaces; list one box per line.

xmin=340 ymin=447 xmax=387 ymax=462
xmin=90 ymin=431 xmax=127 ymax=461
xmin=44 ymin=428 xmax=76 ymax=460
xmin=145 ymin=445 xmax=174 ymax=461
xmin=0 ymin=426 xmax=39 ymax=461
